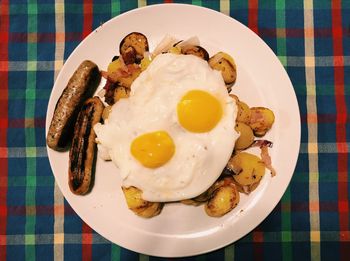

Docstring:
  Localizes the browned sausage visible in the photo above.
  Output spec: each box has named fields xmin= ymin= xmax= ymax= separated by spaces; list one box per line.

xmin=46 ymin=60 xmax=101 ymax=151
xmin=68 ymin=96 xmax=104 ymax=195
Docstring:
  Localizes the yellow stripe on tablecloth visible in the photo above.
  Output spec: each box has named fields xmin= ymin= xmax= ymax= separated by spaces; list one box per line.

xmin=138 ymin=0 xmax=146 ymax=7
xmin=220 ymin=0 xmax=230 ymax=16
xmin=54 ymin=0 xmax=65 ymax=80
xmin=54 ymin=1 xmax=65 ymax=260
xmin=303 ymin=0 xmax=320 ymax=260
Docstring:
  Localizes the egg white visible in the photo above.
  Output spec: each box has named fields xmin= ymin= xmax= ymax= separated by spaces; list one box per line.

xmin=94 ymin=53 xmax=239 ymax=202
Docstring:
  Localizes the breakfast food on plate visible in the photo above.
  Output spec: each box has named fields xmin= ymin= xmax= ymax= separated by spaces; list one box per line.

xmin=94 ymin=53 xmax=239 ymax=203
xmin=47 ymin=60 xmax=101 ymax=150
xmin=208 ymin=52 xmax=237 ymax=87
xmin=46 ymin=31 xmax=276 ymax=217
xmin=119 ymin=32 xmax=149 ymax=63
xmin=93 ymin=32 xmax=275 ymax=218
xmin=227 ymin=152 xmax=266 ymax=194
xmin=180 ymin=44 xmax=210 ymax=61
xmin=248 ymin=107 xmax=275 ymax=137
xmin=68 ymin=96 xmax=104 ymax=195
xmin=204 ymin=176 xmax=240 ymax=217
xmin=122 ymin=186 xmax=164 ymax=218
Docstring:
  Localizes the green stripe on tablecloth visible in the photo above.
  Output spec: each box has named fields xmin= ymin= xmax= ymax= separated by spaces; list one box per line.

xmin=139 ymin=254 xmax=149 ymax=261
xmin=192 ymin=0 xmax=202 ymax=6
xmin=8 ymin=176 xmax=54 ymax=187
xmin=281 ymin=188 xmax=292 ymax=260
xmin=9 ymin=89 xmax=51 ymax=100
xmin=111 ymin=1 xmax=120 ymax=17
xmin=276 ymin=1 xmax=292 ymax=260
xmin=225 ymin=244 xmax=235 ymax=260
xmin=25 ymin=1 xmax=38 ymax=260
xmin=276 ymin=0 xmax=287 ymax=66
xmin=111 ymin=244 xmax=121 ymax=260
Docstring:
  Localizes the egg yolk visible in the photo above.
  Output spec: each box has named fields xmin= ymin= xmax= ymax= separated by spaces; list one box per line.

xmin=130 ymin=131 xmax=175 ymax=168
xmin=177 ymin=90 xmax=223 ymax=133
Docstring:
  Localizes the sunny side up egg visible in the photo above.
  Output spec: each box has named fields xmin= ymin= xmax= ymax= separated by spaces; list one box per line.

xmin=94 ymin=53 xmax=239 ymax=202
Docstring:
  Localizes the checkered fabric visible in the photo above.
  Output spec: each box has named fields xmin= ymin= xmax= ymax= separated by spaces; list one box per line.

xmin=1 ymin=0 xmax=349 ymax=260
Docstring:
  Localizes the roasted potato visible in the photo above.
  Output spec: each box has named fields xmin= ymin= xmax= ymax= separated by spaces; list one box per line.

xmin=181 ymin=190 xmax=211 ymax=206
xmin=181 ymin=45 xmax=209 ymax=61
xmin=227 ymin=152 xmax=265 ymax=189
xmin=122 ymin=186 xmax=163 ymax=218
xmin=118 ymin=67 xmax=141 ymax=88
xmin=205 ymin=176 xmax=240 ymax=217
xmin=208 ymin=52 xmax=237 ymax=86
xmin=249 ymin=107 xmax=275 ymax=137
xmin=102 ymin=105 xmax=112 ymax=121
xmin=107 ymin=58 xmax=141 ymax=88
xmin=107 ymin=58 xmax=123 ymax=75
xmin=234 ymin=122 xmax=254 ymax=150
xmin=114 ymin=86 xmax=130 ymax=103
xmin=121 ymin=46 xmax=136 ymax=65
xmin=119 ymin=32 xmax=149 ymax=63
xmin=140 ymin=55 xmax=152 ymax=71
xmin=236 ymin=100 xmax=251 ymax=124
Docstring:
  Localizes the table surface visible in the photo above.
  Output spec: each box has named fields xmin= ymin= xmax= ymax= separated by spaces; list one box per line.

xmin=1 ymin=0 xmax=350 ymax=260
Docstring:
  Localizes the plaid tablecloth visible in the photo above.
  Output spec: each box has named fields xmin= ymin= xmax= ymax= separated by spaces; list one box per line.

xmin=1 ymin=0 xmax=349 ymax=260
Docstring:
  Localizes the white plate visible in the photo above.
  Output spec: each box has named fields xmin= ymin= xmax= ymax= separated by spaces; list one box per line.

xmin=46 ymin=4 xmax=300 ymax=257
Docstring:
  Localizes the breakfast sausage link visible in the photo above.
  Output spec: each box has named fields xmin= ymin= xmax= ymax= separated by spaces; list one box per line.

xmin=47 ymin=60 xmax=101 ymax=151
xmin=68 ymin=96 xmax=104 ymax=195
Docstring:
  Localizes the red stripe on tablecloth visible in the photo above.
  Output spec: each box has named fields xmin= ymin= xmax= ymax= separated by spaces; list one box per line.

xmin=82 ymin=0 xmax=93 ymax=39
xmin=6 ymin=28 xmax=350 ymax=43
xmin=332 ymin=1 xmax=350 ymax=258
xmin=164 ymin=0 xmax=173 ymax=3
xmin=82 ymin=222 xmax=92 ymax=260
xmin=248 ymin=0 xmax=259 ymax=34
xmin=301 ymin=114 xmax=350 ymax=124
xmin=0 ymin=1 xmax=8 ymax=259
xmin=5 ymin=205 xmax=75 ymax=215
xmin=81 ymin=2 xmax=93 ymax=258
xmin=253 ymin=230 xmax=264 ymax=261
xmin=7 ymin=118 xmax=46 ymax=128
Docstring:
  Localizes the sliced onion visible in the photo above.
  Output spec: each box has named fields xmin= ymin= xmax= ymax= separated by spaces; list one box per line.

xmin=177 ymin=36 xmax=200 ymax=48
xmin=152 ymin=35 xmax=179 ymax=56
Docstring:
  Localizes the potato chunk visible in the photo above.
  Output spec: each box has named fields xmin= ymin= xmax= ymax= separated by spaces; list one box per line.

xmin=122 ymin=186 xmax=163 ymax=218
xmin=227 ymin=152 xmax=265 ymax=188
xmin=114 ymin=86 xmax=130 ymax=103
xmin=205 ymin=177 xmax=240 ymax=217
xmin=209 ymin=52 xmax=237 ymax=86
xmin=181 ymin=45 xmax=209 ymax=61
xmin=234 ymin=122 xmax=254 ymax=150
xmin=236 ymin=100 xmax=251 ymax=124
xmin=249 ymin=107 xmax=275 ymax=137
xmin=119 ymin=32 xmax=149 ymax=63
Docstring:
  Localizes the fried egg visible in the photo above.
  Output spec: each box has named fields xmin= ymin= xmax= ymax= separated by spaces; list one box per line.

xmin=94 ymin=53 xmax=238 ymax=202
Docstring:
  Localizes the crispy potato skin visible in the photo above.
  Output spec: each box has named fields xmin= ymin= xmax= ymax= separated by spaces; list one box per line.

xmin=205 ymin=177 xmax=240 ymax=217
xmin=102 ymin=105 xmax=111 ymax=121
xmin=122 ymin=186 xmax=163 ymax=218
xmin=208 ymin=52 xmax=237 ymax=86
xmin=234 ymin=122 xmax=254 ymax=150
xmin=249 ymin=107 xmax=275 ymax=137
xmin=119 ymin=32 xmax=149 ymax=63
xmin=236 ymin=100 xmax=251 ymax=124
xmin=181 ymin=45 xmax=209 ymax=61
xmin=113 ymin=86 xmax=130 ymax=103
